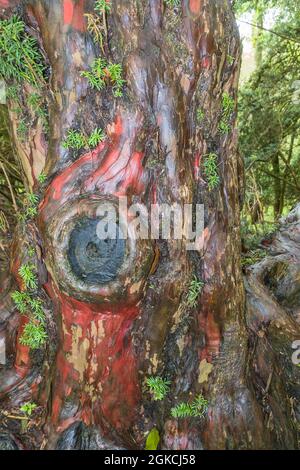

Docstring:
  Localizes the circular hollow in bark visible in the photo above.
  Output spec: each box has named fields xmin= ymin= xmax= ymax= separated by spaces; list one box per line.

xmin=44 ymin=195 xmax=154 ymax=304
xmin=67 ymin=217 xmax=126 ymax=285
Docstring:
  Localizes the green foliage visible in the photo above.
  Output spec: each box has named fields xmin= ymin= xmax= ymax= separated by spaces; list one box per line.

xmin=27 ymin=247 xmax=36 ymax=257
xmin=203 ymin=153 xmax=220 ymax=191
xmin=88 ymin=128 xmax=105 ymax=147
xmin=239 ymin=21 xmax=300 ymax=220
xmin=222 ymin=92 xmax=235 ymax=115
xmin=19 ymin=263 xmax=38 ymax=290
xmin=18 ymin=192 xmax=39 ymax=220
xmin=165 ymin=0 xmax=181 ymax=7
xmin=37 ymin=172 xmax=47 ymax=184
xmin=12 ymin=288 xmax=47 ymax=348
xmin=19 ymin=320 xmax=47 ymax=349
xmin=145 ymin=428 xmax=160 ymax=451
xmin=63 ymin=130 xmax=85 ymax=150
xmin=171 ymin=402 xmax=193 ymax=418
xmin=20 ymin=402 xmax=37 ymax=417
xmin=146 ymin=376 xmax=171 ymax=401
xmin=81 ymin=59 xmax=125 ymax=97
xmin=196 ymin=108 xmax=204 ymax=124
xmin=63 ymin=128 xmax=105 ymax=150
xmin=219 ymin=92 xmax=234 ymax=135
xmin=227 ymin=54 xmax=235 ymax=65
xmin=6 ymin=85 xmax=19 ymax=101
xmin=0 ymin=16 xmax=45 ymax=86
xmin=187 ymin=275 xmax=204 ymax=307
xmin=11 ymin=290 xmax=31 ymax=314
xmin=17 ymin=119 xmax=27 ymax=141
xmin=171 ymin=395 xmax=208 ymax=419
xmin=190 ymin=394 xmax=209 ymax=417
xmin=95 ymin=0 xmax=111 ymax=13
xmin=241 ymin=248 xmax=267 ymax=268
xmin=26 ymin=192 xmax=39 ymax=206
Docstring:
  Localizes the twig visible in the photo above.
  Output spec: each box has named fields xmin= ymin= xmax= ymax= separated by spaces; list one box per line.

xmin=0 ymin=161 xmax=19 ymax=213
xmin=238 ymin=20 xmax=300 ymax=45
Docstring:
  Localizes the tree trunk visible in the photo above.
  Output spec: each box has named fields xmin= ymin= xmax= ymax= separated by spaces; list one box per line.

xmin=0 ymin=0 xmax=299 ymax=450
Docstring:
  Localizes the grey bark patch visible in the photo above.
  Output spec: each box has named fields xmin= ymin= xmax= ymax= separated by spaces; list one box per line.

xmin=67 ymin=217 xmax=125 ymax=284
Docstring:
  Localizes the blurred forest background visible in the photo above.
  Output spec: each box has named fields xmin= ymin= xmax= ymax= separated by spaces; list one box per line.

xmin=0 ymin=0 xmax=299 ymax=271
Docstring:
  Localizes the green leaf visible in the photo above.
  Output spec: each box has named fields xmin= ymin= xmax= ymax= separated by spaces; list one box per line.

xmin=145 ymin=428 xmax=160 ymax=451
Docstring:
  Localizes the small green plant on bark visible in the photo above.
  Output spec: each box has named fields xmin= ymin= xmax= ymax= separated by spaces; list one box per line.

xmin=19 ymin=263 xmax=38 ymax=290
xmin=17 ymin=119 xmax=27 ymax=141
xmin=187 ymin=275 xmax=204 ymax=307
xmin=18 ymin=192 xmax=39 ymax=220
xmin=37 ymin=171 xmax=47 ymax=184
xmin=219 ymin=91 xmax=234 ymax=135
xmin=196 ymin=108 xmax=205 ymax=124
xmin=165 ymin=0 xmax=181 ymax=7
xmin=20 ymin=402 xmax=37 ymax=417
xmin=171 ymin=394 xmax=208 ymax=418
xmin=81 ymin=59 xmax=125 ymax=97
xmin=12 ymin=254 xmax=47 ymax=349
xmin=95 ymin=0 xmax=111 ymax=13
xmin=0 ymin=16 xmax=45 ymax=86
xmin=203 ymin=153 xmax=220 ymax=190
xmin=227 ymin=54 xmax=235 ymax=65
xmin=146 ymin=376 xmax=171 ymax=401
xmin=63 ymin=128 xmax=105 ymax=150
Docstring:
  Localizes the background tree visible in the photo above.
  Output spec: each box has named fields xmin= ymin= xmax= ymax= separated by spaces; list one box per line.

xmin=236 ymin=0 xmax=300 ymax=259
xmin=0 ymin=0 xmax=299 ymax=450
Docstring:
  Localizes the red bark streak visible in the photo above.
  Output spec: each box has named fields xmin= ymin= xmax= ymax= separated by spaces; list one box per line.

xmin=189 ymin=0 xmax=202 ymax=15
xmin=193 ymin=152 xmax=201 ymax=180
xmin=40 ymin=114 xmax=145 ymax=224
xmin=63 ymin=0 xmax=86 ymax=32
xmin=15 ymin=316 xmax=30 ymax=374
xmin=199 ymin=310 xmax=221 ymax=361
xmin=50 ymin=288 xmax=140 ymax=433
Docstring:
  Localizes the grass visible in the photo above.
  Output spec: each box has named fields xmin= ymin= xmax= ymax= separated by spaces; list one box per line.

xmin=203 ymin=153 xmax=220 ymax=190
xmin=146 ymin=376 xmax=171 ymax=401
xmin=171 ymin=394 xmax=208 ymax=418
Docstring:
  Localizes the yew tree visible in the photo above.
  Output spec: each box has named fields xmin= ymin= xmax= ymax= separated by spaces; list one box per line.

xmin=0 ymin=0 xmax=299 ymax=450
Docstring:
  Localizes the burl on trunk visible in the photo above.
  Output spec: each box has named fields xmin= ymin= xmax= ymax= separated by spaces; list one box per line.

xmin=0 ymin=0 xmax=299 ymax=450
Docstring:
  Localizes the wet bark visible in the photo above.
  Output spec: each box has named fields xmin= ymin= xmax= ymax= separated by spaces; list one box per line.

xmin=0 ymin=0 xmax=299 ymax=450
